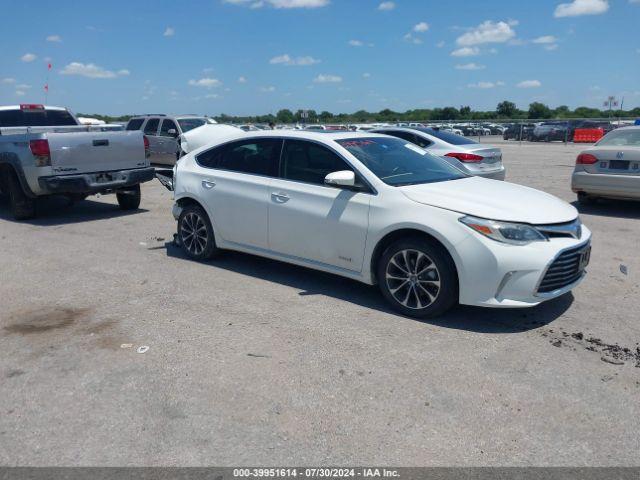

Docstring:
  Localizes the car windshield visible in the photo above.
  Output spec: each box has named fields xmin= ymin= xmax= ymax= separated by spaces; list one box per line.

xmin=177 ymin=118 xmax=207 ymax=132
xmin=596 ymin=129 xmax=640 ymax=146
xmin=416 ymin=128 xmax=476 ymax=145
xmin=336 ymin=137 xmax=467 ymax=187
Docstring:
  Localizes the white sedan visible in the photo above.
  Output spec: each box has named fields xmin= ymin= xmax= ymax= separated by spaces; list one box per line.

xmin=170 ymin=131 xmax=591 ymax=318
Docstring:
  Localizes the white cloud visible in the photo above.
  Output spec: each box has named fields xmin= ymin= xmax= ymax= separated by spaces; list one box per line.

xmin=238 ymin=76 xmax=247 ymax=83
xmin=517 ymin=79 xmax=542 ymax=88
xmin=436 ymin=41 xmax=445 ymax=48
xmin=544 ymin=44 xmax=559 ymax=50
xmin=363 ymin=72 xmax=371 ymax=78
xmin=554 ymin=0 xmax=609 ymax=17
xmin=2 ymin=78 xmax=16 ymax=84
xmin=21 ymin=53 xmax=37 ymax=62
xmin=455 ymin=63 xmax=485 ymax=70
xmin=188 ymin=77 xmax=222 ymax=88
xmin=404 ymin=33 xmax=423 ymax=44
xmin=456 ymin=20 xmax=516 ymax=46
xmin=269 ymin=54 xmax=320 ymax=66
xmin=349 ymin=39 xmax=364 ymax=47
xmin=46 ymin=35 xmax=62 ymax=42
xmin=533 ymin=35 xmax=557 ymax=44
xmin=60 ymin=62 xmax=129 ymax=79
xmin=451 ymin=46 xmax=480 ymax=57
xmin=413 ymin=22 xmax=429 ymax=32
xmin=205 ymin=94 xmax=219 ymax=99
xmin=224 ymin=0 xmax=329 ymax=8
xmin=260 ymin=86 xmax=276 ymax=92
xmin=117 ymin=69 xmax=130 ymax=76
xmin=15 ymin=84 xmax=31 ymax=89
xmin=163 ymin=27 xmax=175 ymax=37
xmin=468 ymin=81 xmax=505 ymax=89
xmin=313 ymin=74 xmax=342 ymax=83
xmin=15 ymin=90 xmax=26 ymax=97
xmin=378 ymin=1 xmax=395 ymax=10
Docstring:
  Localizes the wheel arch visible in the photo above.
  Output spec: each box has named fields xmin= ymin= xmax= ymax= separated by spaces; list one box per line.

xmin=369 ymin=227 xmax=460 ymax=291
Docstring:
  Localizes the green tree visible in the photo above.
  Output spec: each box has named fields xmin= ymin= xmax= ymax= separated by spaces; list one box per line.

xmin=528 ymin=102 xmax=552 ymax=119
xmin=496 ymin=100 xmax=517 ymax=117
xmin=276 ymin=109 xmax=295 ymax=124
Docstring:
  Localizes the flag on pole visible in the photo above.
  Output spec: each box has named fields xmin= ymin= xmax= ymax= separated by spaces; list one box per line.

xmin=44 ymin=84 xmax=48 ymax=92
xmin=48 ymin=63 xmax=52 ymax=70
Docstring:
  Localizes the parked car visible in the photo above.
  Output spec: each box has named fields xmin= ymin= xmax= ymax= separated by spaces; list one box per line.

xmin=372 ymin=127 xmax=505 ymax=180
xmin=530 ymin=123 xmax=569 ymax=142
xmin=126 ymin=114 xmax=216 ymax=165
xmin=503 ymin=123 xmax=535 ymax=141
xmin=0 ymin=104 xmax=154 ymax=219
xmin=571 ymin=126 xmax=640 ymax=204
xmin=164 ymin=130 xmax=590 ymax=318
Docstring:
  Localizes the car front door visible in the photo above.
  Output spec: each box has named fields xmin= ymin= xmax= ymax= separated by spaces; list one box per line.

xmin=157 ymin=119 xmax=180 ymax=165
xmin=268 ymin=139 xmax=371 ymax=272
xmin=143 ymin=118 xmax=161 ymax=163
xmin=193 ymin=138 xmax=281 ymax=249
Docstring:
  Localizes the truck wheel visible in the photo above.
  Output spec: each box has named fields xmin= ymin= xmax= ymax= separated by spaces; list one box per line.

xmin=6 ymin=170 xmax=36 ymax=220
xmin=116 ymin=184 xmax=141 ymax=210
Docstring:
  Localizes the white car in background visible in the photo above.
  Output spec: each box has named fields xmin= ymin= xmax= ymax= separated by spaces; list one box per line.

xmin=372 ymin=126 xmax=505 ymax=180
xmin=169 ymin=130 xmax=590 ymax=318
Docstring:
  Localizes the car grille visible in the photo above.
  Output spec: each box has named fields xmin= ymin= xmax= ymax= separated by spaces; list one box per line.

xmin=537 ymin=244 xmax=589 ymax=294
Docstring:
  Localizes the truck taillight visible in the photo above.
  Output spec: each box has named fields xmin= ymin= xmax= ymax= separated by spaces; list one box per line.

xmin=576 ymin=153 xmax=598 ymax=165
xmin=445 ymin=152 xmax=484 ymax=163
xmin=143 ymin=135 xmax=150 ymax=158
xmin=29 ymin=139 xmax=51 ymax=166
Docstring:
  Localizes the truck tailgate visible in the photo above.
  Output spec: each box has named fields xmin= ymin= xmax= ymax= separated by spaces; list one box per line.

xmin=47 ymin=131 xmax=147 ymax=175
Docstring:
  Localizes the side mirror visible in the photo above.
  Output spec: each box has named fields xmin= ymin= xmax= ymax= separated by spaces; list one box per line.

xmin=167 ymin=128 xmax=177 ymax=137
xmin=324 ymin=170 xmax=355 ymax=188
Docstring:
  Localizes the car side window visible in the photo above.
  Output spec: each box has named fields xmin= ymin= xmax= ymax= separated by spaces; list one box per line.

xmin=197 ymin=139 xmax=282 ymax=176
xmin=281 ymin=140 xmax=355 ymax=186
xmin=411 ymin=135 xmax=432 ymax=148
xmin=160 ymin=119 xmax=178 ymax=137
xmin=126 ymin=118 xmax=144 ymax=130
xmin=143 ymin=118 xmax=160 ymax=135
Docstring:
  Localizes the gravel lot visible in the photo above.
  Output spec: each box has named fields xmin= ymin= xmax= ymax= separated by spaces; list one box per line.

xmin=1 ymin=137 xmax=638 ymax=466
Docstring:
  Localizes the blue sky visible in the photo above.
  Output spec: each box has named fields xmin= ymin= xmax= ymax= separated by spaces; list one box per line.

xmin=1 ymin=0 xmax=639 ymax=116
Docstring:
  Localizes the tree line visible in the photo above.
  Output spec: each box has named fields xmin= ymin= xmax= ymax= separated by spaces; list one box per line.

xmin=79 ymin=101 xmax=640 ymax=125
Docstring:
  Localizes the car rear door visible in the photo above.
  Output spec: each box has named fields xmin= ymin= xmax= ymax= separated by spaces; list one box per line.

xmin=193 ymin=138 xmax=281 ymax=249
xmin=267 ymin=139 xmax=371 ymax=272
xmin=143 ymin=118 xmax=161 ymax=163
xmin=157 ymin=119 xmax=179 ymax=165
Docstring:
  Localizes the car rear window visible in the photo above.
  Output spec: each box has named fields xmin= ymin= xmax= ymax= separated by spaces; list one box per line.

xmin=0 ymin=108 xmax=77 ymax=127
xmin=177 ymin=118 xmax=206 ymax=133
xmin=416 ymin=128 xmax=476 ymax=145
xmin=596 ymin=129 xmax=640 ymax=147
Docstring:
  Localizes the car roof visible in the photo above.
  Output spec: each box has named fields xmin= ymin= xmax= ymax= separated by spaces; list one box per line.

xmin=0 ymin=105 xmax=67 ymax=111
xmin=213 ymin=129 xmax=391 ymax=143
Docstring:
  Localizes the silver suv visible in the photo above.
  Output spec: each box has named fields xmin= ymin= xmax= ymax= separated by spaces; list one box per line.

xmin=126 ymin=115 xmax=216 ymax=165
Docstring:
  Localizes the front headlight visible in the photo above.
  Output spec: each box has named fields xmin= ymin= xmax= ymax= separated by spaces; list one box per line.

xmin=459 ymin=215 xmax=547 ymax=245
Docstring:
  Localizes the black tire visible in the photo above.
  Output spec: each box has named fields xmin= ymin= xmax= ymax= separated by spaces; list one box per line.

xmin=577 ymin=192 xmax=596 ymax=206
xmin=116 ymin=184 xmax=141 ymax=210
xmin=5 ymin=169 xmax=36 ymax=220
xmin=178 ymin=204 xmax=219 ymax=261
xmin=377 ymin=237 xmax=458 ymax=319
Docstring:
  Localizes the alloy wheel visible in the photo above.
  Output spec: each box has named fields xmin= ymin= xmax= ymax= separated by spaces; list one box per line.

xmin=181 ymin=212 xmax=208 ymax=256
xmin=385 ymin=249 xmax=441 ymax=310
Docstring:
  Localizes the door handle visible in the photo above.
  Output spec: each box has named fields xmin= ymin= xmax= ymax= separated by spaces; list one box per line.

xmin=201 ymin=179 xmax=216 ymax=189
xmin=271 ymin=192 xmax=290 ymax=203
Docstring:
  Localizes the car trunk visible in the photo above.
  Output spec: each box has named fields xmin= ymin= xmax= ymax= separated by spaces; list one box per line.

xmin=465 ymin=146 xmax=503 ymax=171
xmin=47 ymin=130 xmax=147 ymax=175
xmin=583 ymin=147 xmax=640 ymax=176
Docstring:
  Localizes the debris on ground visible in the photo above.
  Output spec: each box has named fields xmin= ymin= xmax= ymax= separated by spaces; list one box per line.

xmin=619 ymin=264 xmax=628 ymax=275
xmin=137 ymin=346 xmax=149 ymax=354
xmin=247 ymin=353 xmax=270 ymax=358
xmin=120 ymin=343 xmax=133 ymax=349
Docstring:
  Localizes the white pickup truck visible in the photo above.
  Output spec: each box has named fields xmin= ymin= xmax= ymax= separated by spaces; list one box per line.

xmin=0 ymin=104 xmax=155 ymax=219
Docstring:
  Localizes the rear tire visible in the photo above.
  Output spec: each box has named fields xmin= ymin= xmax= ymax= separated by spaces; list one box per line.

xmin=116 ymin=184 xmax=141 ymax=210
xmin=577 ymin=192 xmax=596 ymax=205
xmin=5 ymin=169 xmax=36 ymax=220
xmin=377 ymin=237 xmax=458 ymax=319
xmin=178 ymin=204 xmax=219 ymax=261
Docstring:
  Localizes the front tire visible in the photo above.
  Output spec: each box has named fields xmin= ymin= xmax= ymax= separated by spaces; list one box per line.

xmin=577 ymin=192 xmax=596 ymax=206
xmin=178 ymin=204 xmax=219 ymax=261
xmin=116 ymin=184 xmax=141 ymax=210
xmin=377 ymin=237 xmax=458 ymax=319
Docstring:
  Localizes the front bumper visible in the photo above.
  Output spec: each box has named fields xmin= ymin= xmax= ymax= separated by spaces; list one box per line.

xmin=454 ymin=225 xmax=592 ymax=308
xmin=38 ymin=167 xmax=155 ymax=195
xmin=571 ymin=170 xmax=640 ymax=200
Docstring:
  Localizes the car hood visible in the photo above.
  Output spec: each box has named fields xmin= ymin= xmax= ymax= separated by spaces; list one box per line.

xmin=399 ymin=177 xmax=577 ymax=224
